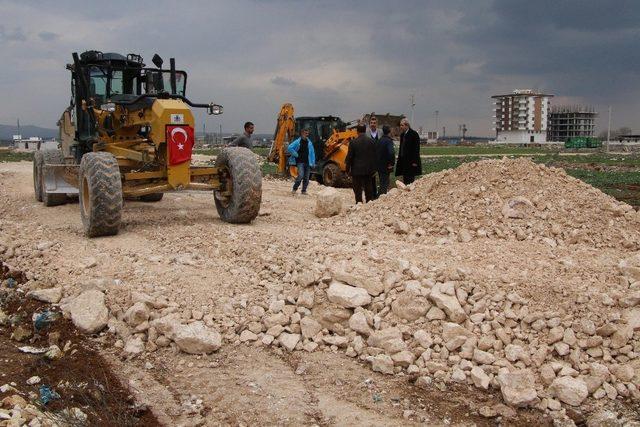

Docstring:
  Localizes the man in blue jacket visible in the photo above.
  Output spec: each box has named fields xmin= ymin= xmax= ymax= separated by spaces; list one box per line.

xmin=287 ymin=127 xmax=316 ymax=195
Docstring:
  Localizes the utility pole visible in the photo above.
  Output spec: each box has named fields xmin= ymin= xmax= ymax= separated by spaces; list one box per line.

xmin=607 ymin=106 xmax=611 ymax=153
xmin=410 ymin=93 xmax=416 ymax=125
xmin=219 ymin=124 xmax=222 ymax=145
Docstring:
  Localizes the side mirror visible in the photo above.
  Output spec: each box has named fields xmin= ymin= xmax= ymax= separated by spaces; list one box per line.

xmin=208 ymin=103 xmax=223 ymax=115
xmin=152 ymin=54 xmax=163 ymax=69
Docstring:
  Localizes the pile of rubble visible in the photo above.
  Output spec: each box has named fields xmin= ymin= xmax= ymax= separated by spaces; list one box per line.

xmin=347 ymin=158 xmax=640 ymax=250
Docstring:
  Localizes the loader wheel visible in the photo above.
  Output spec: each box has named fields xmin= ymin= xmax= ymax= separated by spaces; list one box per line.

xmin=214 ymin=147 xmax=262 ymax=223
xmin=79 ymin=152 xmax=123 ymax=237
xmin=33 ymin=151 xmax=44 ymax=202
xmin=140 ymin=193 xmax=164 ymax=202
xmin=41 ymin=150 xmax=67 ymax=207
xmin=322 ymin=163 xmax=344 ymax=188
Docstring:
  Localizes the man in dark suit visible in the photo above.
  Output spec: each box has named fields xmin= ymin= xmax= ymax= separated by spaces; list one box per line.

xmin=345 ymin=124 xmax=376 ymax=203
xmin=395 ymin=118 xmax=422 ymax=184
xmin=375 ymin=125 xmax=395 ymax=195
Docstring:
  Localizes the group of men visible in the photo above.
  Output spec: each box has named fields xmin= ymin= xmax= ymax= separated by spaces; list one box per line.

xmin=345 ymin=116 xmax=422 ymax=203
xmin=230 ymin=116 xmax=423 ymax=203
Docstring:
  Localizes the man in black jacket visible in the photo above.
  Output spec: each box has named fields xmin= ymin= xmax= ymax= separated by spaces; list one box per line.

xmin=395 ymin=118 xmax=422 ymax=184
xmin=376 ymin=125 xmax=395 ymax=195
xmin=345 ymin=124 xmax=376 ymax=203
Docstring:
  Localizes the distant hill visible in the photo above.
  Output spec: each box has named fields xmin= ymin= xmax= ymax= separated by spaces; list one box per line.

xmin=0 ymin=124 xmax=58 ymax=140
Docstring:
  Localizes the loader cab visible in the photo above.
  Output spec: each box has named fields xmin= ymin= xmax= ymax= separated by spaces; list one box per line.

xmin=295 ymin=116 xmax=345 ymax=160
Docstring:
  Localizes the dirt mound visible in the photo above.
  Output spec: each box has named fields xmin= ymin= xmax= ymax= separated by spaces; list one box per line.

xmin=349 ymin=158 xmax=640 ymax=249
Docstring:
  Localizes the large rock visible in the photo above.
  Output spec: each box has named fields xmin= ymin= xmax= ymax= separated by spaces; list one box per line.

xmin=618 ymin=254 xmax=640 ymax=282
xmin=391 ymin=291 xmax=430 ymax=321
xmin=428 ymin=283 xmax=466 ymax=323
xmin=312 ymin=304 xmax=351 ymax=332
xmin=497 ymin=370 xmax=538 ymax=407
xmin=173 ymin=321 xmax=221 ymax=354
xmin=124 ymin=302 xmax=150 ymax=327
xmin=442 ymin=322 xmax=475 ymax=341
xmin=314 ymin=187 xmax=342 ymax=218
xmin=327 ymin=281 xmax=371 ymax=308
xmin=151 ymin=313 xmax=181 ymax=338
xmin=371 ymin=355 xmax=394 ymax=374
xmin=622 ymin=308 xmax=640 ymax=330
xmin=28 ymin=287 xmax=62 ymax=304
xmin=550 ymin=376 xmax=588 ymax=406
xmin=65 ymin=290 xmax=109 ymax=334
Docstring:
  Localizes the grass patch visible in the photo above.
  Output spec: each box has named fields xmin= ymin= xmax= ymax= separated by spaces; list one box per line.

xmin=0 ymin=150 xmax=33 ymax=162
xmin=420 ymin=145 xmax=555 ymax=156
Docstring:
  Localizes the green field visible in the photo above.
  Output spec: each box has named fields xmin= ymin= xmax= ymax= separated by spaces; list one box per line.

xmin=0 ymin=151 xmax=33 ymax=163
xmin=420 ymin=145 xmax=554 ymax=156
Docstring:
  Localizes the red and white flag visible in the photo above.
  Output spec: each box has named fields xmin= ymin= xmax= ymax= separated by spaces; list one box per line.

xmin=166 ymin=125 xmax=194 ymax=165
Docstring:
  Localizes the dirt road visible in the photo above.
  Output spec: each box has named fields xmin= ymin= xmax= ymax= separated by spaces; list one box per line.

xmin=0 ymin=160 xmax=564 ymax=425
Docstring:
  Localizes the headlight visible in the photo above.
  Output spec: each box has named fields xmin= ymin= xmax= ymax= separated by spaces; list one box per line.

xmin=208 ymin=103 xmax=223 ymax=115
xmin=100 ymin=103 xmax=116 ymax=112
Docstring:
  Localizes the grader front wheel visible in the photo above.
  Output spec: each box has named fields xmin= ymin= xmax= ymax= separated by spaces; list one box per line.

xmin=214 ymin=147 xmax=262 ymax=223
xmin=79 ymin=152 xmax=123 ymax=237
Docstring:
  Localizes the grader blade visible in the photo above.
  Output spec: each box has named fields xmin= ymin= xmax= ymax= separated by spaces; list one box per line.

xmin=43 ymin=164 xmax=79 ymax=194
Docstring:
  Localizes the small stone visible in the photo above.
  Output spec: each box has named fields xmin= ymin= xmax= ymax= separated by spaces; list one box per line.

xmin=239 ymin=330 xmax=258 ymax=342
xmin=473 ymin=349 xmax=495 ymax=365
xmin=497 ymin=370 xmax=538 ymax=407
xmin=124 ymin=302 xmax=150 ymax=327
xmin=123 ymin=336 xmax=145 ymax=355
xmin=64 ymin=290 xmax=109 ymax=334
xmin=300 ymin=317 xmax=322 ymax=339
xmin=279 ymin=333 xmax=300 ymax=351
xmin=26 ymin=376 xmax=41 ymax=385
xmin=470 ymin=366 xmax=490 ymax=390
xmin=297 ymin=289 xmax=315 ymax=308
xmin=371 ymin=355 xmax=394 ymax=374
xmin=393 ymin=220 xmax=410 ymax=234
xmin=348 ymin=312 xmax=372 ymax=336
xmin=28 ymin=287 xmax=62 ymax=304
xmin=391 ymin=351 xmax=415 ymax=367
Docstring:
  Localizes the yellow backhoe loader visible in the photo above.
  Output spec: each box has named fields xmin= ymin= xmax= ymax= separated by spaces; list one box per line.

xmin=34 ymin=50 xmax=262 ymax=237
xmin=267 ymin=103 xmax=356 ymax=187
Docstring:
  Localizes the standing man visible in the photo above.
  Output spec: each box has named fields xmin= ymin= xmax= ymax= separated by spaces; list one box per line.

xmin=366 ymin=114 xmax=380 ymax=199
xmin=287 ymin=127 xmax=315 ymax=195
xmin=345 ymin=124 xmax=376 ymax=203
xmin=229 ymin=121 xmax=255 ymax=149
xmin=395 ymin=118 xmax=422 ymax=184
xmin=376 ymin=125 xmax=395 ymax=195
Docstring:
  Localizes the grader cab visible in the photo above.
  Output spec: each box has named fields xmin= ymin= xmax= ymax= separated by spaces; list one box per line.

xmin=33 ymin=50 xmax=261 ymax=237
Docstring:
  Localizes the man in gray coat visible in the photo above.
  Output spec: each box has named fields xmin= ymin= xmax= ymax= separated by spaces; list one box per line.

xmin=229 ymin=122 xmax=254 ymax=149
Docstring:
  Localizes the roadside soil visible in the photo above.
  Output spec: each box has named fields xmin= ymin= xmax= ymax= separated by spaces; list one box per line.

xmin=0 ymin=160 xmax=557 ymax=426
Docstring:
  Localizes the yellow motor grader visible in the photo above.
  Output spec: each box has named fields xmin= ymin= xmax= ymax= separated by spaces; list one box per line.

xmin=33 ymin=50 xmax=261 ymax=237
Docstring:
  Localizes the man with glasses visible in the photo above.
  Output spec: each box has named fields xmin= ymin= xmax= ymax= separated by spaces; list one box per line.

xmin=395 ymin=118 xmax=422 ymax=185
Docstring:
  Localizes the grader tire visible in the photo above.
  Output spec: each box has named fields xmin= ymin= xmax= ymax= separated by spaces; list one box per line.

xmin=214 ymin=147 xmax=262 ymax=223
xmin=79 ymin=152 xmax=123 ymax=237
xmin=140 ymin=193 xmax=164 ymax=202
xmin=41 ymin=150 xmax=67 ymax=207
xmin=33 ymin=151 xmax=44 ymax=202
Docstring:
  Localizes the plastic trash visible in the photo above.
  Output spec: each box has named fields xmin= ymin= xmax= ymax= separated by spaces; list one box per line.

xmin=39 ymin=385 xmax=60 ymax=405
xmin=33 ymin=310 xmax=60 ymax=331
xmin=6 ymin=278 xmax=16 ymax=288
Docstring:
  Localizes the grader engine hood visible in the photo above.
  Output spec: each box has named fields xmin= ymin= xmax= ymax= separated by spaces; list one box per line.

xmin=149 ymin=99 xmax=196 ymax=188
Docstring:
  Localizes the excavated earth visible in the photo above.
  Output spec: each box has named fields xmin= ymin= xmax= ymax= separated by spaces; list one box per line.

xmin=1 ymin=157 xmax=639 ymax=426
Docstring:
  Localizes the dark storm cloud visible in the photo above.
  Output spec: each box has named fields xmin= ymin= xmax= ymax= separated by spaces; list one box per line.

xmin=0 ymin=0 xmax=638 ymax=135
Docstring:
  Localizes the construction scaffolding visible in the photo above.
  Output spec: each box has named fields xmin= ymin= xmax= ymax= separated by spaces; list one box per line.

xmin=548 ymin=105 xmax=597 ymax=142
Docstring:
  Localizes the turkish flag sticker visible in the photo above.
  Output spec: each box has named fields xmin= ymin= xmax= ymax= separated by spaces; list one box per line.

xmin=166 ymin=125 xmax=194 ymax=166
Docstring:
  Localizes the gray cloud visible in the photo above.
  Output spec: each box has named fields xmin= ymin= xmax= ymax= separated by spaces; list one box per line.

xmin=37 ymin=31 xmax=59 ymax=41
xmin=0 ymin=25 xmax=27 ymax=42
xmin=0 ymin=0 xmax=638 ymax=136
xmin=270 ymin=76 xmax=296 ymax=87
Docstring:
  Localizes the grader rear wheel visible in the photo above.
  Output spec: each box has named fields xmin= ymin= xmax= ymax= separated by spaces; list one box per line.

xmin=79 ymin=152 xmax=123 ymax=237
xmin=322 ymin=163 xmax=342 ymax=188
xmin=41 ymin=150 xmax=67 ymax=207
xmin=214 ymin=147 xmax=262 ymax=223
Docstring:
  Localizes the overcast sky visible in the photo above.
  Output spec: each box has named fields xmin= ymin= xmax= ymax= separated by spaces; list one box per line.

xmin=0 ymin=0 xmax=638 ymax=136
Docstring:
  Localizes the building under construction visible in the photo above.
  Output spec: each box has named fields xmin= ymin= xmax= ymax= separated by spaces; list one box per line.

xmin=548 ymin=105 xmax=597 ymax=142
